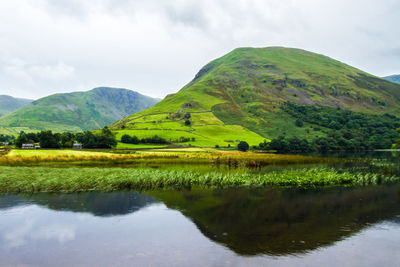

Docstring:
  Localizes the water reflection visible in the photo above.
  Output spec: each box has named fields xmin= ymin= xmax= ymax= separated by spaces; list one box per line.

xmin=288 ymin=150 xmax=400 ymax=162
xmin=1 ymin=184 xmax=399 ymax=258
xmin=4 ymin=220 xmax=76 ymax=248
xmin=0 ymin=191 xmax=157 ymax=216
xmin=150 ymin=184 xmax=400 ymax=256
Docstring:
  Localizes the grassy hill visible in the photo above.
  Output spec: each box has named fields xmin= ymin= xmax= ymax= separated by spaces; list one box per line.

xmin=0 ymin=87 xmax=159 ymax=135
xmin=0 ymin=95 xmax=32 ymax=117
xmin=111 ymin=47 xmax=400 ymax=147
xmin=384 ymin=75 xmax=400 ymax=85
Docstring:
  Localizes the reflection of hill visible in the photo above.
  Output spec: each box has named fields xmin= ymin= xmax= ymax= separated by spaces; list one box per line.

xmin=150 ymin=184 xmax=400 ymax=256
xmin=0 ymin=192 xmax=158 ymax=217
xmin=0 ymin=195 xmax=30 ymax=209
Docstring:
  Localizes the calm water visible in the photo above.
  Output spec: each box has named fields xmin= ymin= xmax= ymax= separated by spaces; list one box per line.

xmin=1 ymin=152 xmax=399 ymax=266
xmin=0 ymin=184 xmax=399 ymax=266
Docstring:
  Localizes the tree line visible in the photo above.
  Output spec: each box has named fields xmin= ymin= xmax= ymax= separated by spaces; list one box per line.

xmin=271 ymin=102 xmax=400 ymax=152
xmin=121 ymin=134 xmax=169 ymax=144
xmin=0 ymin=134 xmax=15 ymax=144
xmin=15 ymin=127 xmax=117 ymax=149
xmin=121 ymin=134 xmax=195 ymax=145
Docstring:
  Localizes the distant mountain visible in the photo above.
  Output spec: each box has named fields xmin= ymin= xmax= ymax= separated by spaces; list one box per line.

xmin=0 ymin=95 xmax=32 ymax=117
xmin=384 ymin=75 xmax=400 ymax=85
xmin=110 ymin=47 xmax=400 ymax=146
xmin=0 ymin=87 xmax=159 ymax=134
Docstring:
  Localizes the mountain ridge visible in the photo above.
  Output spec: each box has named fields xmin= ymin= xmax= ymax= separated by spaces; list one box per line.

xmin=384 ymin=74 xmax=400 ymax=85
xmin=0 ymin=87 xmax=159 ymax=135
xmin=0 ymin=95 xmax=32 ymax=117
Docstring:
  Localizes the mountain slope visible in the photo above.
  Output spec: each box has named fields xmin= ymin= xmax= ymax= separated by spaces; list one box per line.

xmin=0 ymin=87 xmax=159 ymax=134
xmin=0 ymin=95 xmax=32 ymax=117
xmin=111 ymin=47 xmax=400 ymax=147
xmin=384 ymin=75 xmax=400 ymax=85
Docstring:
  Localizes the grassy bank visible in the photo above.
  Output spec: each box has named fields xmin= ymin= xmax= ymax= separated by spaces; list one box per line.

xmin=0 ymin=149 xmax=349 ymax=167
xmin=0 ymin=166 xmax=398 ymax=193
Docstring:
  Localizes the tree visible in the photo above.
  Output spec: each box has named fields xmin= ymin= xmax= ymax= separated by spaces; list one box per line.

xmin=38 ymin=130 xmax=61 ymax=148
xmin=0 ymin=134 xmax=15 ymax=144
xmin=269 ymin=136 xmax=289 ymax=152
xmin=185 ymin=119 xmax=191 ymax=126
xmin=15 ymin=134 xmax=31 ymax=148
xmin=258 ymin=140 xmax=270 ymax=150
xmin=26 ymin=133 xmax=39 ymax=142
xmin=237 ymin=141 xmax=249 ymax=152
xmin=75 ymin=128 xmax=117 ymax=149
xmin=101 ymin=126 xmax=114 ymax=138
xmin=76 ymin=132 xmax=97 ymax=148
xmin=60 ymin=132 xmax=75 ymax=148
xmin=130 ymin=136 xmax=139 ymax=144
xmin=121 ymin=134 xmax=132 ymax=143
xmin=121 ymin=134 xmax=140 ymax=144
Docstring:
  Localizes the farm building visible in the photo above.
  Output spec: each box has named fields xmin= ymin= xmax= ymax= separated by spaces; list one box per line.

xmin=73 ymin=143 xmax=83 ymax=149
xmin=22 ymin=144 xmax=34 ymax=149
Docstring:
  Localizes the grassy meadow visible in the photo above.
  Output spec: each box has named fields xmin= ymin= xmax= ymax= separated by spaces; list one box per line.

xmin=112 ymin=112 xmax=266 ymax=147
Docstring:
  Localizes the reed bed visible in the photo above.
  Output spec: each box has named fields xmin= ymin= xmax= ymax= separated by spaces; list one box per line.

xmin=0 ymin=166 xmax=398 ymax=193
xmin=0 ymin=149 xmax=350 ymax=167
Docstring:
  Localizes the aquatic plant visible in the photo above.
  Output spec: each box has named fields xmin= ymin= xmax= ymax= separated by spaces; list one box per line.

xmin=0 ymin=166 xmax=398 ymax=193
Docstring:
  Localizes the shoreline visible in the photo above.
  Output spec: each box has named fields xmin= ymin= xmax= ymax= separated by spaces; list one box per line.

xmin=0 ymin=149 xmax=396 ymax=193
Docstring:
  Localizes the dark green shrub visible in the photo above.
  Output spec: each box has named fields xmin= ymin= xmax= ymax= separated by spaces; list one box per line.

xmin=237 ymin=141 xmax=249 ymax=152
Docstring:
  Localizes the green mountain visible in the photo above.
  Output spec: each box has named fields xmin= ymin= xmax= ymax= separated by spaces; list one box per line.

xmin=111 ymin=47 xmax=400 ymax=147
xmin=0 ymin=87 xmax=159 ymax=135
xmin=384 ymin=74 xmax=400 ymax=85
xmin=0 ymin=95 xmax=32 ymax=117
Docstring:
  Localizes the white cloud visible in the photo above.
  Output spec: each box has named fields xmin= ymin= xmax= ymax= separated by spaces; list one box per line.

xmin=4 ymin=220 xmax=34 ymax=247
xmin=30 ymin=224 xmax=76 ymax=243
xmin=3 ymin=220 xmax=76 ymax=248
xmin=0 ymin=0 xmax=399 ymax=99
xmin=3 ymin=58 xmax=35 ymax=86
xmin=29 ymin=62 xmax=75 ymax=81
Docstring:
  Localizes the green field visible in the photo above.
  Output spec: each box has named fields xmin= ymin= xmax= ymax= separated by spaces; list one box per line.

xmin=115 ymin=142 xmax=168 ymax=149
xmin=113 ymin=119 xmax=266 ymax=147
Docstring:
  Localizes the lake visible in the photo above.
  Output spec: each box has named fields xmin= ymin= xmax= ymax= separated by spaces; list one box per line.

xmin=0 ymin=151 xmax=399 ymax=266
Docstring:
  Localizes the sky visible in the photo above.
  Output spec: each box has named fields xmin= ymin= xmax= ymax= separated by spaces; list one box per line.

xmin=0 ymin=0 xmax=399 ymax=100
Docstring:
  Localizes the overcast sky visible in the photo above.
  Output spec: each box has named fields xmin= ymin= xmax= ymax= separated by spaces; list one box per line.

xmin=0 ymin=0 xmax=399 ymax=100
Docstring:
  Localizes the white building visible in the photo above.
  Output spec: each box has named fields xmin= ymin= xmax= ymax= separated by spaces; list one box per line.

xmin=22 ymin=144 xmax=34 ymax=149
xmin=73 ymin=143 xmax=83 ymax=149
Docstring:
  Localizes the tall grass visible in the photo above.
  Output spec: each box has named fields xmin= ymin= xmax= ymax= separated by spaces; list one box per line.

xmin=0 ymin=166 xmax=397 ymax=193
xmin=0 ymin=149 xmax=350 ymax=167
